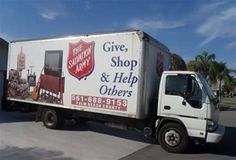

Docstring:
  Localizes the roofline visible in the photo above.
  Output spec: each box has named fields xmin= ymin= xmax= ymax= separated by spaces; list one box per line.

xmin=142 ymin=32 xmax=169 ymax=51
xmin=9 ymin=29 xmax=169 ymax=51
xmin=10 ymin=29 xmax=141 ymax=43
xmin=9 ymin=29 xmax=170 ymax=53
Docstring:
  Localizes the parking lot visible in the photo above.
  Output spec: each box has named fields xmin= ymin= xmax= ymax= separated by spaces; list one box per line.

xmin=0 ymin=105 xmax=236 ymax=160
xmin=122 ymin=105 xmax=236 ymax=160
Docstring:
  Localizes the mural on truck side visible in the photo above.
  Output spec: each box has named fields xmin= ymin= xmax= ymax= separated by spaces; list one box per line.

xmin=8 ymin=47 xmax=29 ymax=99
xmin=7 ymin=39 xmax=137 ymax=112
xmin=8 ymin=48 xmax=65 ymax=104
xmin=69 ymin=40 xmax=133 ymax=112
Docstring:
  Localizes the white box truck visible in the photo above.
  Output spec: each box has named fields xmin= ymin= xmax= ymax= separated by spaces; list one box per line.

xmin=1 ymin=30 xmax=224 ymax=153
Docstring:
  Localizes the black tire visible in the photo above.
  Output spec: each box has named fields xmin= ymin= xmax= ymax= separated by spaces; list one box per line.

xmin=43 ymin=108 xmax=64 ymax=129
xmin=158 ymin=123 xmax=189 ymax=153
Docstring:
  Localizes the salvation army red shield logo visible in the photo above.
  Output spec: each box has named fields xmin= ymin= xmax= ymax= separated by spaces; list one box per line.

xmin=67 ymin=40 xmax=95 ymax=80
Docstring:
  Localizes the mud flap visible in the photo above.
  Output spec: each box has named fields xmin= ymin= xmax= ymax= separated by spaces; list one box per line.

xmin=35 ymin=106 xmax=44 ymax=122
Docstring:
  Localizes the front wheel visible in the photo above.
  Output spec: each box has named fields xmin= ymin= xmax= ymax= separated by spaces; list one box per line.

xmin=158 ymin=123 xmax=189 ymax=153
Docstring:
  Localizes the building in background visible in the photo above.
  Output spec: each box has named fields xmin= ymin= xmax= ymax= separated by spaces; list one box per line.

xmin=0 ymin=38 xmax=8 ymax=107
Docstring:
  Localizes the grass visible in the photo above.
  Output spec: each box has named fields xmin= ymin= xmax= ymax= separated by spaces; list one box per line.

xmin=219 ymin=97 xmax=236 ymax=111
xmin=220 ymin=97 xmax=236 ymax=105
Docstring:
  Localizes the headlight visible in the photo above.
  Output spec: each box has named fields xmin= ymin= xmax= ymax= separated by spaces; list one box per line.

xmin=207 ymin=119 xmax=218 ymax=132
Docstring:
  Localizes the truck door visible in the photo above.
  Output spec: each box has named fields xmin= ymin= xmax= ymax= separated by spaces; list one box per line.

xmin=159 ymin=73 xmax=208 ymax=138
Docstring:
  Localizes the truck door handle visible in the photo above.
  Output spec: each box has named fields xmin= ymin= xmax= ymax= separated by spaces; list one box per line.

xmin=164 ymin=105 xmax=171 ymax=110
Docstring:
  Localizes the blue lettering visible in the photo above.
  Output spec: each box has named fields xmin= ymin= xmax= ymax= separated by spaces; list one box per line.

xmin=99 ymin=85 xmax=108 ymax=95
xmin=99 ymin=85 xmax=133 ymax=97
xmin=110 ymin=57 xmax=117 ymax=67
xmin=113 ymin=72 xmax=138 ymax=87
xmin=103 ymin=41 xmax=128 ymax=53
xmin=103 ymin=42 xmax=110 ymax=52
xmin=111 ymin=56 xmax=138 ymax=71
xmin=113 ymin=72 xmax=124 ymax=83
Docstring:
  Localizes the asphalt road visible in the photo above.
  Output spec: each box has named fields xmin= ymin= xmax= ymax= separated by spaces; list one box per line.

xmin=122 ymin=105 xmax=236 ymax=160
xmin=0 ymin=111 xmax=150 ymax=160
xmin=0 ymin=105 xmax=236 ymax=160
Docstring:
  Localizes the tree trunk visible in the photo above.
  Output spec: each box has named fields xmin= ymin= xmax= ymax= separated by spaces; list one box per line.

xmin=219 ymin=80 xmax=222 ymax=102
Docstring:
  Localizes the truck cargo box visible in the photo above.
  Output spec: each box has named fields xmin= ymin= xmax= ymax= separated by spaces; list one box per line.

xmin=6 ymin=30 xmax=170 ymax=119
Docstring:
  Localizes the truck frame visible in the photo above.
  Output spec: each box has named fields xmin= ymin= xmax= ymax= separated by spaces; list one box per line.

xmin=1 ymin=30 xmax=224 ymax=153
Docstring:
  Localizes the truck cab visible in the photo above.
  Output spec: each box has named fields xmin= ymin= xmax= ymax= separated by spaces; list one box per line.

xmin=156 ymin=71 xmax=225 ymax=153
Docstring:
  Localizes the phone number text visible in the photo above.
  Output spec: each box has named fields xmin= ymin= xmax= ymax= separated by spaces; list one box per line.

xmin=71 ymin=94 xmax=127 ymax=111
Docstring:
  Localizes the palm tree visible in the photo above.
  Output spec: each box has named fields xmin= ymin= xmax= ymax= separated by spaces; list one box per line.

xmin=195 ymin=51 xmax=216 ymax=78
xmin=208 ymin=61 xmax=228 ymax=101
xmin=223 ymin=75 xmax=236 ymax=97
xmin=187 ymin=60 xmax=200 ymax=71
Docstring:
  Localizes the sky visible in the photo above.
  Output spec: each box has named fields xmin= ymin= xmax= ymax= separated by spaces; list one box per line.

xmin=1 ymin=0 xmax=236 ymax=70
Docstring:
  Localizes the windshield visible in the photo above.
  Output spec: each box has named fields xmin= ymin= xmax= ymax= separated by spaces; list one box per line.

xmin=197 ymin=73 xmax=217 ymax=101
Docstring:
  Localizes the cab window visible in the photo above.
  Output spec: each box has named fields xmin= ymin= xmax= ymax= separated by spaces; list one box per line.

xmin=165 ymin=75 xmax=187 ymax=96
xmin=187 ymin=76 xmax=202 ymax=108
xmin=165 ymin=74 xmax=202 ymax=108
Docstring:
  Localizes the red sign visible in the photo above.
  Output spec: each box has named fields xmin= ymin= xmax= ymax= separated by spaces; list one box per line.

xmin=71 ymin=94 xmax=127 ymax=111
xmin=67 ymin=40 xmax=95 ymax=80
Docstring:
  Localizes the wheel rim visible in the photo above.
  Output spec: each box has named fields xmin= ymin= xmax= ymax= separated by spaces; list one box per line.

xmin=45 ymin=111 xmax=55 ymax=126
xmin=164 ymin=130 xmax=181 ymax=147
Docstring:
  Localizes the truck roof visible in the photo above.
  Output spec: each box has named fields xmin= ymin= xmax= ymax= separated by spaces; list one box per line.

xmin=10 ymin=29 xmax=139 ymax=43
xmin=10 ymin=29 xmax=169 ymax=51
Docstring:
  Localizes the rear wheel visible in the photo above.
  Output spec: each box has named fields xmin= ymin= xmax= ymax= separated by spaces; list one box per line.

xmin=43 ymin=108 xmax=64 ymax=129
xmin=158 ymin=123 xmax=189 ymax=153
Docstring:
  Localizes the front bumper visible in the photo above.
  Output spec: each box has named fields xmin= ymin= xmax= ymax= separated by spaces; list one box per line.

xmin=206 ymin=124 xmax=225 ymax=143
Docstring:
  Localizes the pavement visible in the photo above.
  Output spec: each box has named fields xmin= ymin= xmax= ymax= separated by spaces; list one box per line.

xmin=121 ymin=104 xmax=236 ymax=160
xmin=0 ymin=104 xmax=236 ymax=160
xmin=0 ymin=111 xmax=151 ymax=160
